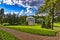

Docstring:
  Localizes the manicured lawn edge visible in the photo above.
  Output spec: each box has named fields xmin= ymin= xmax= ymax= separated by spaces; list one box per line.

xmin=6 ymin=27 xmax=58 ymax=36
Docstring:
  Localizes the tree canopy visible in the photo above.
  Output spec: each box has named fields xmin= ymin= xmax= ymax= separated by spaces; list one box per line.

xmin=37 ymin=0 xmax=60 ymax=14
xmin=36 ymin=0 xmax=60 ymax=30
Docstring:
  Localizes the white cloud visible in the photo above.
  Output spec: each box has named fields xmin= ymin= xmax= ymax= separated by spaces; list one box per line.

xmin=2 ymin=0 xmax=42 ymax=9
xmin=10 ymin=12 xmax=14 ymax=14
xmin=25 ymin=7 xmax=31 ymax=14
xmin=17 ymin=0 xmax=23 ymax=5
xmin=0 ymin=0 xmax=2 ymax=1
xmin=4 ymin=11 xmax=18 ymax=15
xmin=19 ymin=10 xmax=24 ymax=16
xmin=0 ymin=0 xmax=2 ymax=4
xmin=26 ymin=0 xmax=28 ymax=2
xmin=3 ymin=0 xmax=14 ymax=5
xmin=13 ymin=0 xmax=19 ymax=4
xmin=14 ymin=12 xmax=18 ymax=14
xmin=3 ymin=0 xmax=23 ymax=5
xmin=2 ymin=0 xmax=43 ymax=16
xmin=0 ymin=2 xmax=1 ymax=4
xmin=23 ymin=3 xmax=33 ymax=14
xmin=4 ymin=12 xmax=9 ymax=14
xmin=33 ymin=6 xmax=38 ymax=10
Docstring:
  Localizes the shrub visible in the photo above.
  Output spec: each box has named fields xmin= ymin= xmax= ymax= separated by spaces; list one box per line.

xmin=41 ymin=17 xmax=46 ymax=28
xmin=41 ymin=20 xmax=46 ymax=28
xmin=46 ymin=20 xmax=51 ymax=29
xmin=45 ymin=15 xmax=51 ymax=29
xmin=54 ymin=16 xmax=60 ymax=22
xmin=3 ymin=23 xmax=10 ymax=26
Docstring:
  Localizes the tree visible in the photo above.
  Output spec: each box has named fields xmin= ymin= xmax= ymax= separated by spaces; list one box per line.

xmin=6 ymin=13 xmax=12 ymax=25
xmin=0 ymin=8 xmax=4 ymax=25
xmin=7 ymin=13 xmax=19 ymax=25
xmin=37 ymin=0 xmax=60 ymax=30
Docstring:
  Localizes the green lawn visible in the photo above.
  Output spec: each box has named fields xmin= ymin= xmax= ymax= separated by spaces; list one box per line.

xmin=54 ymin=22 xmax=60 ymax=27
xmin=3 ymin=22 xmax=60 ymax=36
xmin=54 ymin=22 xmax=60 ymax=31
xmin=5 ymin=25 xmax=57 ymax=36
xmin=0 ymin=30 xmax=18 ymax=40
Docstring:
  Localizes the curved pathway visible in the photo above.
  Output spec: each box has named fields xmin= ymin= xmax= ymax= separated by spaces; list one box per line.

xmin=0 ymin=27 xmax=60 ymax=40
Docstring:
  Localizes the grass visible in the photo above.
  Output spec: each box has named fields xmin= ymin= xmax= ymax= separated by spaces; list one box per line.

xmin=5 ymin=25 xmax=57 ymax=36
xmin=0 ymin=30 xmax=18 ymax=40
xmin=54 ymin=22 xmax=60 ymax=27
xmin=3 ymin=22 xmax=60 ymax=36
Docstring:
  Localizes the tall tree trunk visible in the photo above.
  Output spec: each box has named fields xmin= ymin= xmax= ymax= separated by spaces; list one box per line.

xmin=51 ymin=3 xmax=55 ymax=30
xmin=51 ymin=8 xmax=55 ymax=30
xmin=51 ymin=14 xmax=54 ymax=30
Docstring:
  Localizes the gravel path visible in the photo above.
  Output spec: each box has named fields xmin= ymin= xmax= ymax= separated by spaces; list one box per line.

xmin=0 ymin=27 xmax=60 ymax=40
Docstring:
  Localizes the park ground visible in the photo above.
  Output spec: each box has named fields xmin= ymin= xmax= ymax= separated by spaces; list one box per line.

xmin=0 ymin=22 xmax=60 ymax=40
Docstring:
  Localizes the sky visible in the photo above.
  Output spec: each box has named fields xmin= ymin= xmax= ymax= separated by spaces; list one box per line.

xmin=0 ymin=0 xmax=44 ymax=16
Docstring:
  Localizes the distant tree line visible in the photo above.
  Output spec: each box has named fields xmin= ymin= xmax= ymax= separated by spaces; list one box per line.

xmin=0 ymin=8 xmax=60 ymax=27
xmin=0 ymin=8 xmax=43 ymax=26
xmin=4 ymin=14 xmax=27 ymax=25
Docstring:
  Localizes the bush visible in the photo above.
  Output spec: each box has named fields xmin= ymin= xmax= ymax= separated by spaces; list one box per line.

xmin=41 ymin=17 xmax=46 ymax=28
xmin=35 ymin=19 xmax=42 ymax=24
xmin=54 ymin=16 xmax=60 ymax=22
xmin=41 ymin=20 xmax=46 ymax=28
xmin=45 ymin=15 xmax=51 ymax=29
xmin=46 ymin=20 xmax=51 ymax=29
xmin=3 ymin=23 xmax=10 ymax=26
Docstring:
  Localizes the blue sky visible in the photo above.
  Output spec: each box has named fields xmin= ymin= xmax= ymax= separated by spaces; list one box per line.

xmin=0 ymin=0 xmax=43 ymax=16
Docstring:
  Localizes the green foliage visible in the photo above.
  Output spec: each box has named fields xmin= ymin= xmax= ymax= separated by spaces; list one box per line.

xmin=36 ymin=0 xmax=60 ymax=30
xmin=41 ymin=20 xmax=46 ymax=28
xmin=6 ymin=26 xmax=57 ymax=36
xmin=46 ymin=20 xmax=51 ymax=29
xmin=46 ymin=15 xmax=51 ymax=29
xmin=6 ymin=13 xmax=19 ymax=25
xmin=3 ymin=23 xmax=10 ymax=26
xmin=0 ymin=30 xmax=18 ymax=40
xmin=4 ymin=14 xmax=27 ymax=25
xmin=19 ymin=16 xmax=27 ymax=25
xmin=34 ymin=16 xmax=42 ymax=24
xmin=0 ymin=8 xmax=4 ymax=25
xmin=3 ymin=14 xmax=44 ymax=25
xmin=55 ymin=16 xmax=60 ymax=22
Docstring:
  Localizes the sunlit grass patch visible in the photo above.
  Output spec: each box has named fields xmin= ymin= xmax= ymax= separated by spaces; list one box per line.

xmin=54 ymin=23 xmax=60 ymax=27
xmin=5 ymin=25 xmax=57 ymax=36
